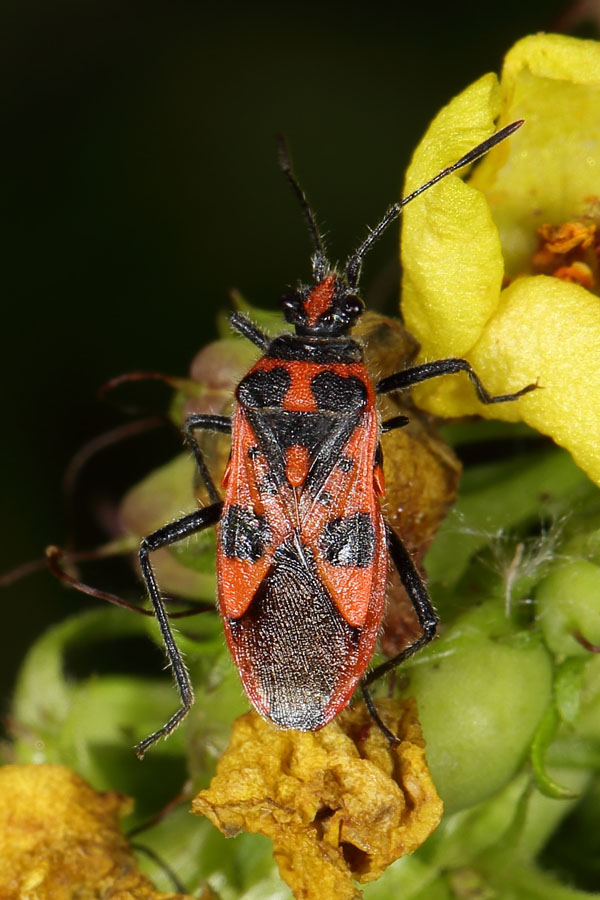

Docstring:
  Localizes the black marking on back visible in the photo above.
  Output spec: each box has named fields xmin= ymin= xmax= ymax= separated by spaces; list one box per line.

xmin=229 ymin=533 xmax=361 ymax=730
xmin=320 ymin=512 xmax=376 ymax=568
xmin=220 ymin=505 xmax=272 ymax=562
xmin=304 ymin=410 xmax=362 ymax=496
xmin=244 ymin=409 xmax=289 ymax=488
xmin=245 ymin=407 xmax=355 ymax=493
xmin=261 ymin=410 xmax=331 ymax=452
xmin=237 ymin=367 xmax=291 ymax=408
xmin=311 ymin=371 xmax=367 ymax=412
xmin=267 ymin=333 xmax=363 ymax=364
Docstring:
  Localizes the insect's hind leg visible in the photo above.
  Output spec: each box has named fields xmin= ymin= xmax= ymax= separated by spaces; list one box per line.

xmin=183 ymin=414 xmax=231 ymax=504
xmin=360 ymin=682 xmax=402 ymax=745
xmin=136 ymin=501 xmax=223 ymax=758
xmin=361 ymin=525 xmax=438 ymax=741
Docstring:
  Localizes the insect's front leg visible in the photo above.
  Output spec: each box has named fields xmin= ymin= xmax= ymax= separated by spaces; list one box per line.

xmin=183 ymin=413 xmax=231 ymax=503
xmin=377 ymin=358 xmax=536 ymax=404
xmin=229 ymin=312 xmax=270 ymax=350
xmin=136 ymin=501 xmax=222 ymax=758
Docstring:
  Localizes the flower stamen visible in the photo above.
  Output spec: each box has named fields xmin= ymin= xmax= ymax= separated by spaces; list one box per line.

xmin=531 ymin=218 xmax=599 ymax=293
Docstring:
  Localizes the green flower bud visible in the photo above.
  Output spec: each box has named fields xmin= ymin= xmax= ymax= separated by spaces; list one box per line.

xmin=536 ymin=560 xmax=600 ymax=659
xmin=401 ymin=601 xmax=553 ymax=813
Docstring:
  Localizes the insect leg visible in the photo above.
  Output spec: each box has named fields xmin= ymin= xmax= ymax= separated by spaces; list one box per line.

xmin=381 ymin=414 xmax=410 ymax=433
xmin=183 ymin=414 xmax=231 ymax=504
xmin=363 ymin=525 xmax=438 ymax=688
xmin=361 ymin=682 xmax=402 ymax=745
xmin=229 ymin=312 xmax=270 ymax=351
xmin=129 ymin=844 xmax=187 ymax=894
xmin=46 ymin=544 xmax=213 ymax=618
xmin=377 ymin=359 xmax=536 ymax=404
xmin=136 ymin=501 xmax=223 ymax=758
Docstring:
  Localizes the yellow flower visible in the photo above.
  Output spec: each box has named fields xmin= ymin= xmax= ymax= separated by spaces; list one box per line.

xmin=401 ymin=34 xmax=600 ymax=487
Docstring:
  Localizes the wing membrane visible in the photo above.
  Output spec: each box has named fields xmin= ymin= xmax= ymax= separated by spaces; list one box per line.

xmin=217 ymin=409 xmax=296 ymax=619
xmin=300 ymin=408 xmax=387 ymax=628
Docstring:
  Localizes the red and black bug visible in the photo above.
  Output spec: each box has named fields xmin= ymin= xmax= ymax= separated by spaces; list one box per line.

xmin=136 ymin=121 xmax=534 ymax=758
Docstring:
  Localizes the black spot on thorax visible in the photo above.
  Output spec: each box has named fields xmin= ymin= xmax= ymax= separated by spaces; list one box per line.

xmin=311 ymin=371 xmax=367 ymax=412
xmin=237 ymin=367 xmax=291 ymax=408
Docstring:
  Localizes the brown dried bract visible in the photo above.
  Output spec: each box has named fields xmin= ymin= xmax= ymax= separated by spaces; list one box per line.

xmin=192 ymin=698 xmax=443 ymax=900
xmin=0 ymin=764 xmax=195 ymax=900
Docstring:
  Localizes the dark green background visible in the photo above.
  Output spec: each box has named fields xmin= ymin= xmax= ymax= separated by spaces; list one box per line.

xmin=1 ymin=0 xmax=581 ymax=717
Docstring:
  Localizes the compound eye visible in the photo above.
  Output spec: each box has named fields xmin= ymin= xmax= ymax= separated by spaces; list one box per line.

xmin=342 ymin=294 xmax=364 ymax=318
xmin=281 ymin=291 xmax=305 ymax=323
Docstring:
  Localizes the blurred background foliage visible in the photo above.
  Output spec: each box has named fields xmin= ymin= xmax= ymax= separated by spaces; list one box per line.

xmin=1 ymin=0 xmax=595 ymax=741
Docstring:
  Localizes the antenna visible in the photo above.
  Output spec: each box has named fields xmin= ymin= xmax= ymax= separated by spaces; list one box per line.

xmin=345 ymin=120 xmax=524 ymax=289
xmin=277 ymin=135 xmax=328 ymax=282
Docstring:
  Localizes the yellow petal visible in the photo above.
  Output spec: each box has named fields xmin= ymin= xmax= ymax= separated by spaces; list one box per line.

xmin=471 ymin=34 xmax=600 ymax=274
xmin=503 ymin=32 xmax=600 ymax=87
xmin=411 ymin=275 xmax=600 ymax=486
xmin=401 ymin=34 xmax=600 ymax=488
xmin=401 ymin=73 xmax=504 ymax=357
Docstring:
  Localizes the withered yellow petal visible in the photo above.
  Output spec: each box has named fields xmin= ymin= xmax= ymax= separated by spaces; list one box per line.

xmin=192 ymin=700 xmax=442 ymax=900
xmin=0 ymin=763 xmax=196 ymax=899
